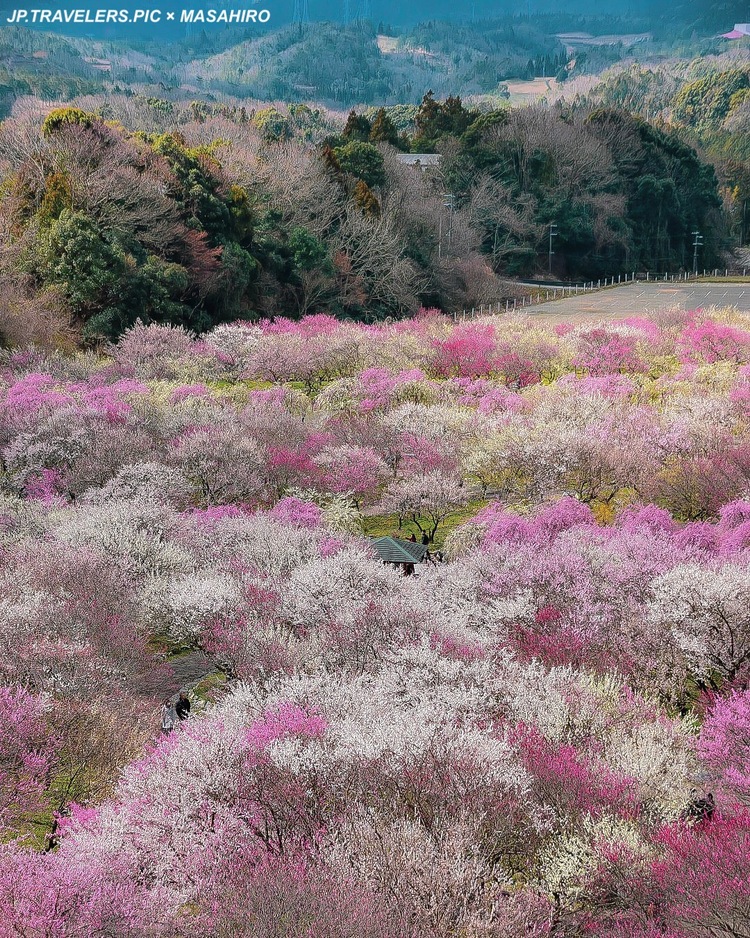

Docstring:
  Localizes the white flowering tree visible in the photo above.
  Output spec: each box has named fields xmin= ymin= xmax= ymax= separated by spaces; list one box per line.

xmin=648 ymin=563 xmax=750 ymax=687
xmin=380 ymin=470 xmax=470 ymax=542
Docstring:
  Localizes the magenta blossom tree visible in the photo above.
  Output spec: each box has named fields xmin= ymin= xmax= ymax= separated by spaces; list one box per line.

xmin=698 ymin=690 xmax=750 ymax=805
xmin=0 ymin=686 xmax=55 ymax=834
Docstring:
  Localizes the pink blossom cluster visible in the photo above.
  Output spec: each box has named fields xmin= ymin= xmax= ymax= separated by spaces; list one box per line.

xmin=0 ymin=308 xmax=748 ymax=935
xmin=0 ymin=491 xmax=745 ymax=934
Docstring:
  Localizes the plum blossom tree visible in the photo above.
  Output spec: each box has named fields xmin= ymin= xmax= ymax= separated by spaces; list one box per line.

xmin=111 ymin=320 xmax=198 ymax=379
xmin=650 ymin=813 xmax=750 ymax=938
xmin=648 ymin=563 xmax=750 ymax=687
xmin=589 ymin=813 xmax=750 ymax=938
xmin=698 ymin=690 xmax=750 ymax=805
xmin=0 ymin=686 xmax=55 ymax=834
xmin=313 ymin=444 xmax=388 ymax=508
xmin=190 ymin=857 xmax=423 ymax=938
xmin=430 ymin=323 xmax=498 ymax=378
xmin=571 ymin=327 xmax=644 ymax=376
xmin=380 ymin=470 xmax=469 ymax=542
xmin=677 ymin=320 xmax=750 ymax=365
xmin=143 ymin=570 xmax=242 ymax=644
xmin=202 ymin=321 xmax=263 ymax=373
xmin=170 ymin=424 xmax=270 ymax=507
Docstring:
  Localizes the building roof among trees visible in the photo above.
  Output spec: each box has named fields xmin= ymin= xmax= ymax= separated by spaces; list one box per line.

xmin=370 ymin=536 xmax=427 ymax=563
xmin=396 ymin=153 xmax=442 ymax=168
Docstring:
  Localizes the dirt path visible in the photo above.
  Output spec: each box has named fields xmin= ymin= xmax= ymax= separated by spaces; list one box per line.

xmin=169 ymin=651 xmax=216 ymax=689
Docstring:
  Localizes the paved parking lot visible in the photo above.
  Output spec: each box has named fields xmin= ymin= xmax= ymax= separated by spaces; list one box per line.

xmin=510 ymin=281 xmax=750 ymax=324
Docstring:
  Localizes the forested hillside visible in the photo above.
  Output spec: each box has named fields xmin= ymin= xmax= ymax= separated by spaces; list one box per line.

xmin=587 ymin=45 xmax=750 ymax=247
xmin=0 ymin=28 xmax=112 ymax=119
xmin=192 ymin=20 xmax=566 ymax=104
xmin=0 ymin=94 xmax=727 ymax=346
xmin=0 ymin=19 xmax=566 ymax=109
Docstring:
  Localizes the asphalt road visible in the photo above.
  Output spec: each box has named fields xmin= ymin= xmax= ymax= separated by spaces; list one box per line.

xmin=512 ymin=281 xmax=750 ymax=324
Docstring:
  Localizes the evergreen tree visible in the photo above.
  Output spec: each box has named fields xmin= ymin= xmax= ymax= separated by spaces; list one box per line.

xmin=342 ymin=109 xmax=372 ymax=142
xmin=369 ymin=108 xmax=399 ymax=147
xmin=332 ymin=141 xmax=385 ymax=188
xmin=353 ymin=180 xmax=381 ymax=217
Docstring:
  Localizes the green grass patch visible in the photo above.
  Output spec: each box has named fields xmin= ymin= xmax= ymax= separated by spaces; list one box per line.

xmin=191 ymin=670 xmax=228 ymax=704
xmin=206 ymin=377 xmax=273 ymax=391
xmin=287 ymin=380 xmax=309 ymax=392
xmin=166 ymin=642 xmax=201 ymax=660
xmin=696 ymin=277 xmax=750 ymax=284
xmin=146 ymin=633 xmax=172 ymax=656
xmin=361 ymin=498 xmax=488 ymax=549
xmin=147 ymin=633 xmax=203 ymax=663
xmin=2 ymin=803 xmax=53 ymax=849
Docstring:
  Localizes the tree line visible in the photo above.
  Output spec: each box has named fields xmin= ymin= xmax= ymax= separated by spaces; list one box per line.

xmin=0 ymin=92 xmax=726 ymax=346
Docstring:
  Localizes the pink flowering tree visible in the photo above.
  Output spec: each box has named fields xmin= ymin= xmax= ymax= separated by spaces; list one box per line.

xmin=190 ymin=856 xmax=422 ymax=938
xmin=111 ymin=320 xmax=198 ymax=379
xmin=269 ymin=496 xmax=323 ymax=529
xmin=587 ymin=813 xmax=750 ymax=938
xmin=495 ymin=351 xmax=541 ymax=388
xmin=678 ymin=320 xmax=750 ymax=365
xmin=314 ymin=444 xmax=388 ymax=507
xmin=650 ymin=814 xmax=750 ymax=938
xmin=572 ymin=328 xmax=644 ymax=375
xmin=698 ymin=690 xmax=750 ymax=805
xmin=430 ymin=324 xmax=498 ymax=378
xmin=0 ymin=686 xmax=55 ymax=835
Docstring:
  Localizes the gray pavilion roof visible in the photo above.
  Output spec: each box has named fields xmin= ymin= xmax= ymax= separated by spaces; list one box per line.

xmin=370 ymin=535 xmax=427 ymax=563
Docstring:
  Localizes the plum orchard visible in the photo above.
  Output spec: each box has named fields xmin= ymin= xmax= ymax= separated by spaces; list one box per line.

xmin=1 ymin=308 xmax=750 ymax=936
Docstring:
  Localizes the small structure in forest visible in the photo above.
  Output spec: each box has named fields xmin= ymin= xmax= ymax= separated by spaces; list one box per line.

xmin=370 ymin=535 xmax=427 ymax=575
xmin=396 ymin=153 xmax=441 ymax=171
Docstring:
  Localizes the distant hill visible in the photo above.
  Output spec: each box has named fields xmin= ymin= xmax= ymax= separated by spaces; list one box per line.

xmin=1 ymin=4 xmax=749 ymax=111
xmin=0 ymin=27 xmax=113 ymax=116
xmin=0 ymin=0 xmax=746 ymax=40
xmin=183 ymin=20 xmax=564 ymax=106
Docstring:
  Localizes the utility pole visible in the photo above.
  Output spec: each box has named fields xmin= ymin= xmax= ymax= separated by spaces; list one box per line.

xmin=692 ymin=230 xmax=703 ymax=276
xmin=548 ymin=222 xmax=558 ymax=274
xmin=438 ymin=193 xmax=454 ymax=260
xmin=445 ymin=194 xmax=454 ymax=253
